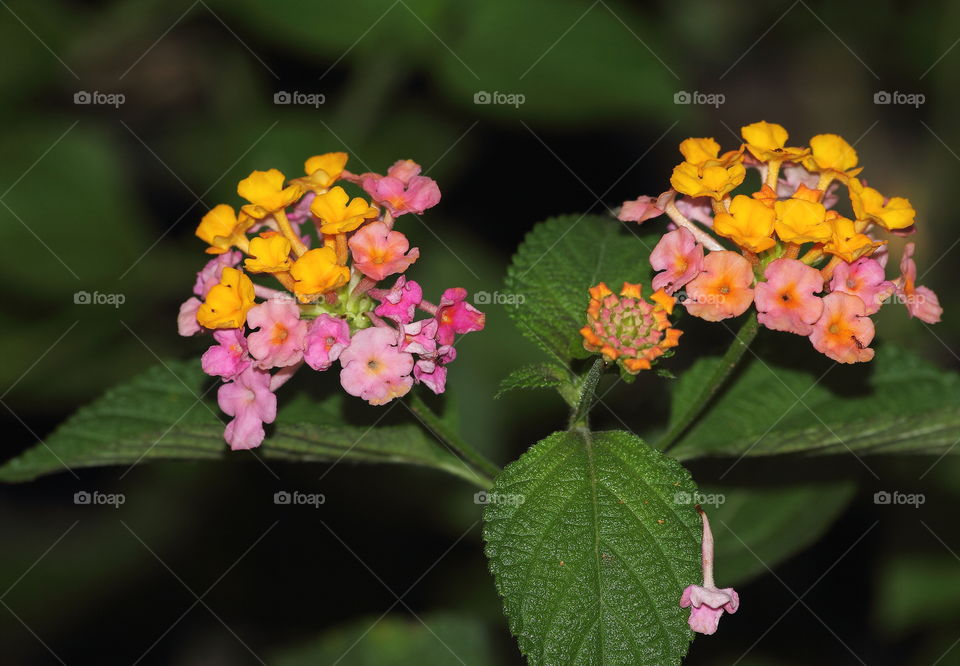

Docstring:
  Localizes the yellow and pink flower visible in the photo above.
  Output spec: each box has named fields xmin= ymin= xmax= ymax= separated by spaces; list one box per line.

xmin=179 ymin=152 xmax=484 ymax=448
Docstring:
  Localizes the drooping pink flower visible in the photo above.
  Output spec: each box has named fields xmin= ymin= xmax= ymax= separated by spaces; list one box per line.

xmin=829 ymin=257 xmax=895 ymax=315
xmin=303 ymin=314 xmax=351 ymax=371
xmin=682 ymin=586 xmax=741 ymax=635
xmin=435 ymin=288 xmax=485 ymax=345
xmin=178 ymin=297 xmax=202 ymax=336
xmin=348 ymin=221 xmax=420 ymax=281
xmin=617 ymin=196 xmax=663 ymax=224
xmin=339 ymin=326 xmax=414 ymax=405
xmin=650 ymin=228 xmax=704 ymax=294
xmin=218 ymin=367 xmax=277 ymax=450
xmin=193 ymin=250 xmax=243 ymax=298
xmin=680 ymin=509 xmax=739 ymax=635
xmin=809 ymin=292 xmax=876 ymax=363
xmin=201 ymin=329 xmax=251 ymax=379
xmin=897 ymin=243 xmax=943 ymax=324
xmin=361 ymin=164 xmax=441 ymax=217
xmin=372 ymin=276 xmax=423 ymax=325
xmin=755 ymin=258 xmax=824 ymax=336
xmin=684 ymin=251 xmax=755 ymax=321
xmin=246 ymin=300 xmax=308 ymax=369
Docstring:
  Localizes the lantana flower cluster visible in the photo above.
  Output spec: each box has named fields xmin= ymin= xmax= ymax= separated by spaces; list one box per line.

xmin=177 ymin=153 xmax=485 ymax=450
xmin=617 ymin=121 xmax=942 ymax=364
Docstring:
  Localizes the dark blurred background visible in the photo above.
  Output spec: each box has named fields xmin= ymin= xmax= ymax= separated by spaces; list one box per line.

xmin=2 ymin=0 xmax=959 ymax=663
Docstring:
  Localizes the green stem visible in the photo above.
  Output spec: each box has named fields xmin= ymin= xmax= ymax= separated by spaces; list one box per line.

xmin=568 ymin=358 xmax=606 ymax=429
xmin=407 ymin=392 xmax=500 ymax=484
xmin=659 ymin=312 xmax=760 ymax=452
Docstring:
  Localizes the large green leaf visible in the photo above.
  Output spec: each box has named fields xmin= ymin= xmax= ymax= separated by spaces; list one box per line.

xmin=703 ymin=481 xmax=856 ymax=586
xmin=505 ymin=214 xmax=659 ymax=363
xmin=272 ymin=613 xmax=495 ymax=666
xmin=669 ymin=344 xmax=960 ymax=460
xmin=0 ymin=361 xmax=483 ymax=486
xmin=483 ymin=429 xmax=701 ymax=665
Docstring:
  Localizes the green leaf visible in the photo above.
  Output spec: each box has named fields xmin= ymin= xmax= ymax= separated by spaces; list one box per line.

xmin=703 ymin=481 xmax=856 ymax=586
xmin=505 ymin=214 xmax=659 ymax=364
xmin=669 ymin=344 xmax=960 ymax=460
xmin=271 ymin=613 xmax=495 ymax=666
xmin=495 ymin=362 xmax=577 ymax=404
xmin=0 ymin=361 xmax=483 ymax=487
xmin=483 ymin=429 xmax=701 ymax=665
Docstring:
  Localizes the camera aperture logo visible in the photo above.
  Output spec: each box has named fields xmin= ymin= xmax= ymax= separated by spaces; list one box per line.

xmin=74 ymin=490 xmax=125 ymax=508
xmin=474 ymin=91 xmax=526 ymax=108
xmin=873 ymin=90 xmax=925 ymax=108
xmin=474 ymin=290 xmax=525 ymax=306
xmin=674 ymin=90 xmax=725 ymax=108
xmin=274 ymin=91 xmax=326 ymax=108
xmin=74 ymin=291 xmax=125 ymax=308
xmin=474 ymin=491 xmax=525 ymax=506
xmin=674 ymin=490 xmax=725 ymax=507
xmin=74 ymin=90 xmax=125 ymax=108
xmin=274 ymin=490 xmax=326 ymax=508
xmin=873 ymin=490 xmax=925 ymax=508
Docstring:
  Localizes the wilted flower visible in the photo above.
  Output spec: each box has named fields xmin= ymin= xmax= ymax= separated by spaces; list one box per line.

xmin=680 ymin=508 xmax=739 ymax=635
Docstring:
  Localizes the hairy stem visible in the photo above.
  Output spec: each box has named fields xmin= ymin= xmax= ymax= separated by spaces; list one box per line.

xmin=664 ymin=202 xmax=725 ymax=251
xmin=407 ymin=392 xmax=500 ymax=484
xmin=659 ymin=312 xmax=760 ymax=452
xmin=568 ymin=357 xmax=606 ymax=429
